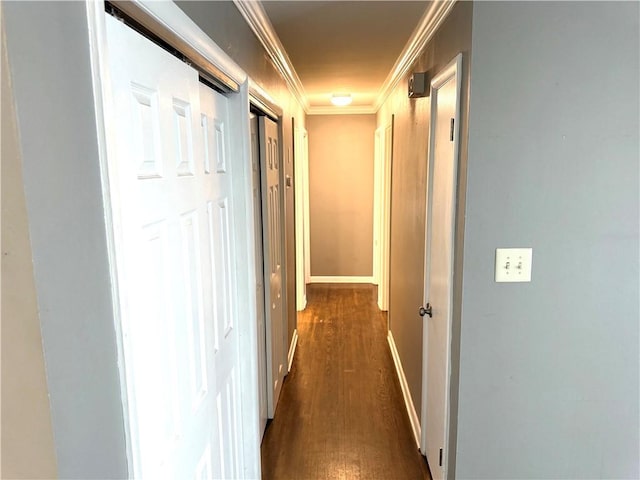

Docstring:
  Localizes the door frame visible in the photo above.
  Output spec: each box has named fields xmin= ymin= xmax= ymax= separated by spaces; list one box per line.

xmin=86 ymin=1 xmax=262 ymax=476
xmin=293 ymin=126 xmax=310 ymax=289
xmin=301 ymin=130 xmax=311 ymax=286
xmin=293 ymin=126 xmax=308 ymax=310
xmin=373 ymin=127 xmax=383 ymax=287
xmin=420 ymin=53 xmax=462 ymax=478
xmin=248 ymin=82 xmax=288 ymax=439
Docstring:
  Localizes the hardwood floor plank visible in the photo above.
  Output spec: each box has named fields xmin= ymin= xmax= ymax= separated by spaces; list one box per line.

xmin=261 ymin=284 xmax=431 ymax=480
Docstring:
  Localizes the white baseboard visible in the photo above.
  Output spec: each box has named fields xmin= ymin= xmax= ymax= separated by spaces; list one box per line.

xmin=387 ymin=330 xmax=421 ymax=448
xmin=308 ymin=276 xmax=374 ymax=284
xmin=287 ymin=329 xmax=298 ymax=373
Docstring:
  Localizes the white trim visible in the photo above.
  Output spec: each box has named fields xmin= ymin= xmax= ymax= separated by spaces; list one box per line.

xmin=420 ymin=53 xmax=463 ymax=479
xmin=374 ymin=0 xmax=457 ymax=112
xmin=294 ymin=127 xmax=308 ymax=311
xmin=387 ymin=331 xmax=421 ymax=449
xmin=309 ymin=276 xmax=374 ymax=284
xmin=287 ymin=329 xmax=298 ymax=373
xmin=249 ymin=78 xmax=282 ymax=119
xmin=302 ymin=132 xmax=311 ymax=285
xmin=308 ymin=105 xmax=377 ymax=116
xmin=378 ymin=122 xmax=393 ymax=312
xmin=85 ymin=1 xmax=135 ymax=473
xmin=372 ymin=127 xmax=383 ymax=287
xmin=300 ymin=294 xmax=307 ymax=311
xmin=233 ymin=0 xmax=309 ymax=113
xmin=230 ymin=82 xmax=264 ymax=480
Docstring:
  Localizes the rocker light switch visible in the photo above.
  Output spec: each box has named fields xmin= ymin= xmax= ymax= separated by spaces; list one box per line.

xmin=495 ymin=248 xmax=533 ymax=282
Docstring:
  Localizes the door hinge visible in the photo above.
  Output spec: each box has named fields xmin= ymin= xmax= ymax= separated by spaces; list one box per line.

xmin=450 ymin=118 xmax=455 ymax=141
xmin=439 ymin=448 xmax=443 ymax=466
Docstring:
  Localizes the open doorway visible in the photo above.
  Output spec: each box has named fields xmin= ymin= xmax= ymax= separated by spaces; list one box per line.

xmin=291 ymin=113 xmax=392 ymax=310
xmin=301 ymin=114 xmax=378 ymax=285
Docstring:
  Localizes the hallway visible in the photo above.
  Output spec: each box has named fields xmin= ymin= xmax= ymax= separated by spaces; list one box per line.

xmin=261 ymin=284 xmax=431 ymax=479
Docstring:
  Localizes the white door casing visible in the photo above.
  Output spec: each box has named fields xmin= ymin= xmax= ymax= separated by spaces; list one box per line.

xmin=421 ymin=53 xmax=462 ymax=480
xmin=105 ymin=15 xmax=244 ymax=478
xmin=301 ymin=130 xmax=311 ymax=286
xmin=259 ymin=116 xmax=286 ymax=417
xmin=200 ymin=82 xmax=244 ymax=480
xmin=378 ymin=122 xmax=393 ymax=311
xmin=294 ymin=126 xmax=308 ymax=311
xmin=373 ymin=127 xmax=383 ymax=287
xmin=250 ymin=113 xmax=268 ymax=437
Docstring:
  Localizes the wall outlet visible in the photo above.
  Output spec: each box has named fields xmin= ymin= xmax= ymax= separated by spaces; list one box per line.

xmin=495 ymin=248 xmax=533 ymax=282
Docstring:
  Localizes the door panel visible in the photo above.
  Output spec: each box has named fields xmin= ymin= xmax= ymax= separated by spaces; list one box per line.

xmin=293 ymin=126 xmax=307 ymax=310
xmin=106 ymin=15 xmax=242 ymax=478
xmin=200 ymin=83 xmax=243 ymax=479
xmin=250 ymin=113 xmax=268 ymax=435
xmin=259 ymin=117 xmax=286 ymax=417
xmin=423 ymin=57 xmax=461 ymax=480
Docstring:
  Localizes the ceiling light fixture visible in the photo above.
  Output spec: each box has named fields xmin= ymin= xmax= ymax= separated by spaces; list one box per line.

xmin=331 ymin=94 xmax=352 ymax=107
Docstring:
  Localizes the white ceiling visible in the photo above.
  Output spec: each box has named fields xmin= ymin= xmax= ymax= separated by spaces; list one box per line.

xmin=260 ymin=1 xmax=431 ymax=111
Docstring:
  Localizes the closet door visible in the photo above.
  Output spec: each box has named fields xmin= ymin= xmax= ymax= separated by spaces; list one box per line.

xmin=106 ymin=15 xmax=242 ymax=478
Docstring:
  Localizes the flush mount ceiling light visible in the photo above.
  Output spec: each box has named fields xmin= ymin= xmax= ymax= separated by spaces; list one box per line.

xmin=331 ymin=94 xmax=352 ymax=107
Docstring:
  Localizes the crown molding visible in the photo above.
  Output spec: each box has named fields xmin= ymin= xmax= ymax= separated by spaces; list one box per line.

xmin=307 ymin=105 xmax=377 ymax=116
xmin=374 ymin=0 xmax=457 ymax=112
xmin=233 ymin=0 xmax=310 ymax=113
xmin=234 ymin=0 xmax=456 ymax=116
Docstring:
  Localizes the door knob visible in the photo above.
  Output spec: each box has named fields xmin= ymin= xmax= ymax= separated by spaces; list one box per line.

xmin=419 ymin=303 xmax=433 ymax=318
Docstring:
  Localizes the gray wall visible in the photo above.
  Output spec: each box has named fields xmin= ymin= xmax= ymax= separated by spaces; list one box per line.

xmin=456 ymin=2 xmax=639 ymax=478
xmin=1 ymin=17 xmax=58 ymax=479
xmin=178 ymin=1 xmax=306 ymax=348
xmin=307 ymin=114 xmax=376 ymax=277
xmin=376 ymin=1 xmax=473 ymax=428
xmin=3 ymin=2 xmax=128 ymax=478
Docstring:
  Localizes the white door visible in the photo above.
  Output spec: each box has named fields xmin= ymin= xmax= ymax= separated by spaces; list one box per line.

xmin=373 ymin=128 xmax=383 ymax=286
xmin=421 ymin=54 xmax=462 ymax=480
xmin=294 ymin=126 xmax=307 ymax=311
xmin=259 ymin=116 xmax=286 ymax=417
xmin=378 ymin=122 xmax=393 ymax=311
xmin=250 ymin=113 xmax=268 ymax=435
xmin=302 ymin=131 xmax=311 ymax=287
xmin=106 ymin=16 xmax=243 ymax=478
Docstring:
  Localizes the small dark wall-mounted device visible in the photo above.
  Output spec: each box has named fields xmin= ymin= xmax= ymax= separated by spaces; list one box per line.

xmin=408 ymin=72 xmax=428 ymax=98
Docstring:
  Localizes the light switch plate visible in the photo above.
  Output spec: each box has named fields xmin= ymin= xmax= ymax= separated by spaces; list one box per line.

xmin=495 ymin=248 xmax=533 ymax=282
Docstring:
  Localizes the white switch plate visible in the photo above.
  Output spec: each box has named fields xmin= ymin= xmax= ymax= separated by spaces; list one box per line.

xmin=495 ymin=248 xmax=533 ymax=282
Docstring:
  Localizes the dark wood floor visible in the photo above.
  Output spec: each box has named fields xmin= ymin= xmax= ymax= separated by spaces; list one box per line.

xmin=261 ymin=284 xmax=431 ymax=480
